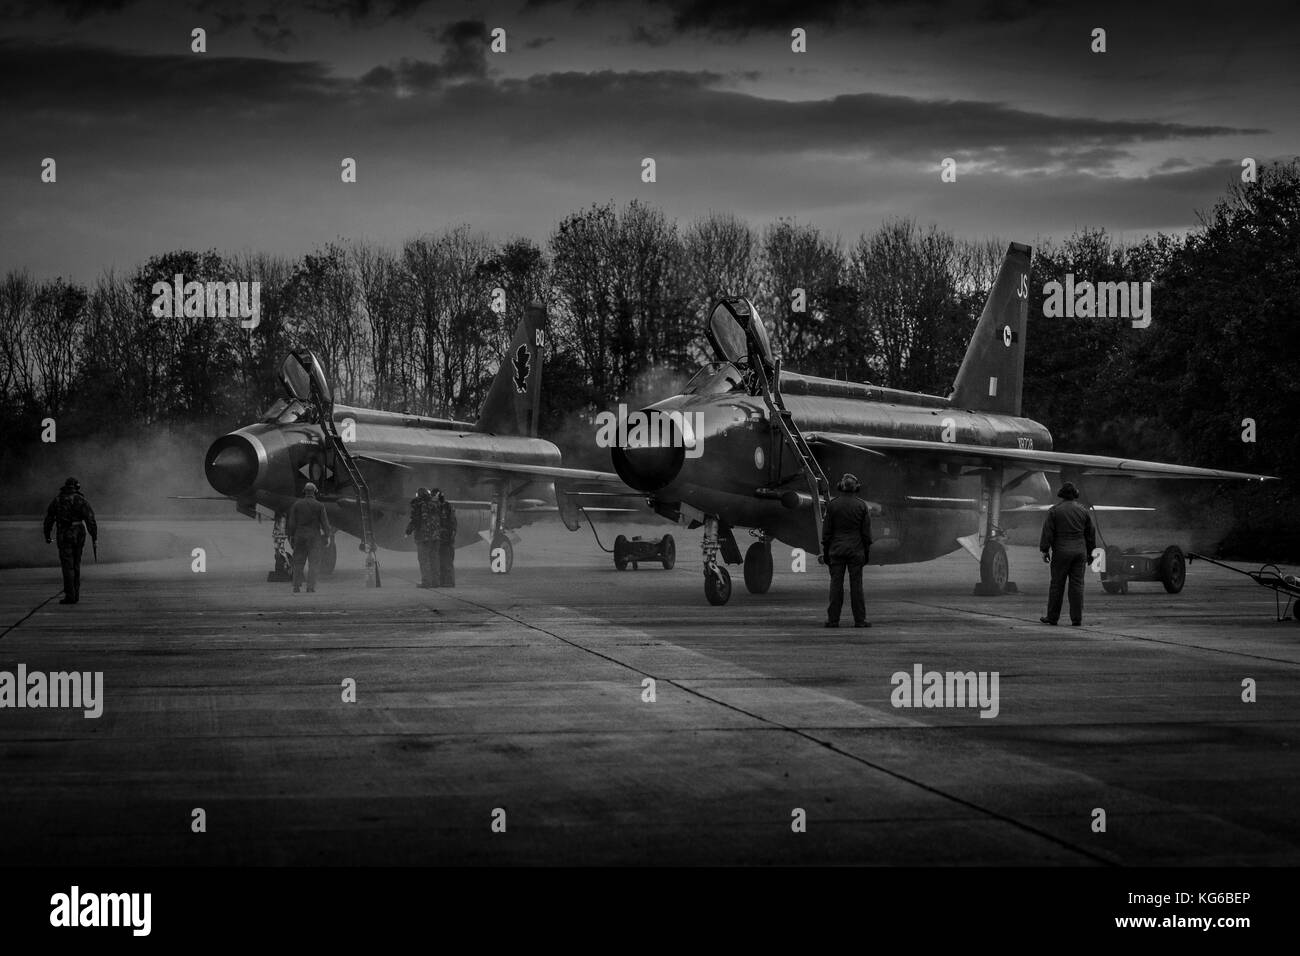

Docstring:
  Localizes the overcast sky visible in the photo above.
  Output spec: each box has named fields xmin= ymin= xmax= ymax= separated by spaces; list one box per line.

xmin=2 ymin=0 xmax=1297 ymax=280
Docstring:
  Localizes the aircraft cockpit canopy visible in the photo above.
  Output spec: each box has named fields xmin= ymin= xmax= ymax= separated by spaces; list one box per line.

xmin=278 ymin=350 xmax=332 ymax=407
xmin=704 ymin=297 xmax=775 ymax=393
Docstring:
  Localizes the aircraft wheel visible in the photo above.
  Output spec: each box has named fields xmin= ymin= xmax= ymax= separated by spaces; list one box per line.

xmin=743 ymin=541 xmax=773 ymax=594
xmin=1159 ymin=546 xmax=1185 ymax=593
xmin=614 ymin=534 xmax=630 ymax=571
xmin=660 ymin=535 xmax=676 ymax=570
xmin=980 ymin=540 xmax=1009 ymax=591
xmin=491 ymin=535 xmax=514 ymax=573
xmin=1101 ymin=579 xmax=1126 ymax=595
xmin=1293 ymin=602 xmax=1300 ymax=622
xmin=704 ymin=565 xmax=732 ymax=605
xmin=320 ymin=537 xmax=338 ymax=576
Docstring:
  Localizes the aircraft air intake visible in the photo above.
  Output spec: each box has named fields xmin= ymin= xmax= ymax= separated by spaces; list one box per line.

xmin=610 ymin=434 xmax=685 ymax=493
xmin=205 ymin=434 xmax=261 ymax=496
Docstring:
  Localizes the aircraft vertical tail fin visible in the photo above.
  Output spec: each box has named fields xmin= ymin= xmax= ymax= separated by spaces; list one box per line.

xmin=475 ymin=302 xmax=545 ymax=437
xmin=948 ymin=242 xmax=1032 ymax=415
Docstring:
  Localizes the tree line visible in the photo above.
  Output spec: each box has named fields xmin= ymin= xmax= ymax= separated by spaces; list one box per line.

xmin=3 ymin=162 xmax=1296 ymax=555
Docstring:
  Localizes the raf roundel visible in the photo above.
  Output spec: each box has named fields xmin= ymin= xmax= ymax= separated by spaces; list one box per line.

xmin=753 ymin=446 xmax=765 ymax=470
xmin=1002 ymin=325 xmax=1012 ymax=348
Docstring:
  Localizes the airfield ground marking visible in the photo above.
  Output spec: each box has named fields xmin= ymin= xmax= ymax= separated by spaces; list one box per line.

xmin=430 ymin=586 xmax=1117 ymax=866
xmin=0 ymin=592 xmax=65 ymax=640
xmin=898 ymin=599 xmax=1300 ymax=667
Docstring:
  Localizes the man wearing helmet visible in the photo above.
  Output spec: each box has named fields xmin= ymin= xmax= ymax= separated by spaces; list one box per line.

xmin=820 ymin=473 xmax=873 ymax=628
xmin=1039 ymin=481 xmax=1096 ymax=626
xmin=286 ymin=482 xmax=332 ymax=594
xmin=405 ymin=487 xmax=440 ymax=588
xmin=43 ymin=477 xmax=98 ymax=605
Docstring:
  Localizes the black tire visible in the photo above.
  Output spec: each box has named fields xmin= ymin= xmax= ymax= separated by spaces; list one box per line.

xmin=660 ymin=535 xmax=676 ymax=570
xmin=320 ymin=536 xmax=338 ymax=575
xmin=1159 ymin=546 xmax=1185 ymax=594
xmin=743 ymin=541 xmax=773 ymax=594
xmin=491 ymin=535 xmax=514 ymax=574
xmin=704 ymin=565 xmax=732 ymax=605
xmin=614 ymin=534 xmax=629 ymax=571
xmin=980 ymin=540 xmax=1009 ymax=591
xmin=1102 ymin=580 xmax=1126 ymax=595
xmin=1293 ymin=602 xmax=1300 ymax=622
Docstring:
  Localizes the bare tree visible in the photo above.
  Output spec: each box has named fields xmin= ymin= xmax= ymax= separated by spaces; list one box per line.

xmin=760 ymin=219 xmax=848 ymax=373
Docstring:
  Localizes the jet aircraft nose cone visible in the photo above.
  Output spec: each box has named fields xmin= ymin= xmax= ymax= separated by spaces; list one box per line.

xmin=611 ymin=442 xmax=684 ymax=493
xmin=205 ymin=436 xmax=259 ymax=496
xmin=609 ymin=409 xmax=691 ymax=492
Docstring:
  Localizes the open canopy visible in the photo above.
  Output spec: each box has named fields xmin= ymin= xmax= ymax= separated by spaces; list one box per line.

xmin=278 ymin=350 xmax=332 ymax=406
xmin=705 ymin=297 xmax=774 ymax=372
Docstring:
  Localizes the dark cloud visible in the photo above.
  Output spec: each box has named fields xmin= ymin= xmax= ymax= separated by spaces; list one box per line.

xmin=523 ymin=35 xmax=555 ymax=49
xmin=432 ymin=19 xmax=489 ymax=79
xmin=0 ymin=39 xmax=1261 ymax=175
xmin=625 ymin=23 xmax=672 ymax=46
xmin=648 ymin=0 xmax=862 ymax=33
xmin=0 ymin=39 xmax=343 ymax=114
xmin=303 ymin=0 xmax=444 ymax=22
xmin=1 ymin=0 xmax=138 ymax=20
xmin=251 ymin=11 xmax=296 ymax=52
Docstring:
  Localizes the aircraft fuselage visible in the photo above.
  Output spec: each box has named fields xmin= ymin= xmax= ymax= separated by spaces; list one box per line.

xmin=206 ymin=404 xmax=562 ymax=551
xmin=614 ymin=374 xmax=1054 ymax=563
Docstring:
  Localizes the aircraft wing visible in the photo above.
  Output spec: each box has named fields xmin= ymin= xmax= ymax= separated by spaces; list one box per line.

xmin=807 ymin=433 xmax=1276 ymax=482
xmin=354 ymin=452 xmax=625 ymax=485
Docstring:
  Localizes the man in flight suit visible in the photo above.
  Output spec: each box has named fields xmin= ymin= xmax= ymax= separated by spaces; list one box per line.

xmin=286 ymin=482 xmax=332 ymax=594
xmin=434 ymin=490 xmax=457 ymax=588
xmin=821 ymin=473 xmax=873 ymax=628
xmin=405 ymin=487 xmax=439 ymax=588
xmin=1039 ymin=481 xmax=1096 ymax=626
xmin=43 ymin=477 xmax=97 ymax=604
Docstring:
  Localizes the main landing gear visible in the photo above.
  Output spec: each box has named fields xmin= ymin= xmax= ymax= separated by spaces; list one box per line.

xmin=488 ymin=489 xmax=515 ymax=573
xmin=267 ymin=512 xmax=291 ymax=582
xmin=743 ymin=537 xmax=773 ymax=594
xmin=971 ymin=467 xmax=1017 ymax=596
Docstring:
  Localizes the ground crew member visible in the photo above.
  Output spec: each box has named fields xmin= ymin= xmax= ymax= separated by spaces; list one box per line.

xmin=404 ymin=487 xmax=440 ymax=588
xmin=1039 ymin=481 xmax=1096 ymax=626
xmin=43 ymin=477 xmax=97 ymax=604
xmin=821 ymin=473 xmax=873 ymax=628
xmin=435 ymin=490 xmax=457 ymax=587
xmin=286 ymin=482 xmax=332 ymax=594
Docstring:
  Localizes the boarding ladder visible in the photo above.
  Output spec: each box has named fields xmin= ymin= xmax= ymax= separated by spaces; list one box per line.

xmin=749 ymin=355 xmax=829 ymax=550
xmin=318 ymin=401 xmax=382 ymax=588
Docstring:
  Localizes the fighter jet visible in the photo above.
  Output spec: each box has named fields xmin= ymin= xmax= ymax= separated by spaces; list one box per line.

xmin=611 ymin=243 xmax=1275 ymax=605
xmin=204 ymin=303 xmax=622 ymax=583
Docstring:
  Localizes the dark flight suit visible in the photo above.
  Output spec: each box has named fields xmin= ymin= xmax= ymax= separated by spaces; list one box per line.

xmin=437 ymin=500 xmax=457 ymax=587
xmin=286 ymin=495 xmax=332 ymax=592
xmin=822 ymin=493 xmax=873 ymax=626
xmin=43 ymin=490 xmax=97 ymax=603
xmin=406 ymin=496 xmax=440 ymax=588
xmin=1040 ymin=499 xmax=1096 ymax=625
